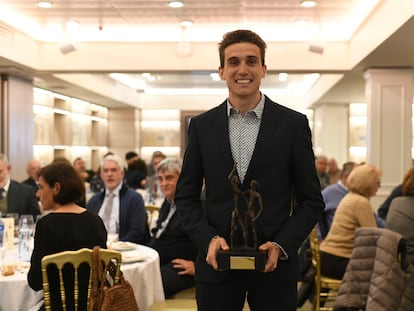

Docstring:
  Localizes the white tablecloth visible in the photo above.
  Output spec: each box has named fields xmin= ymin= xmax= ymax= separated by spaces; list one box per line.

xmin=0 ymin=244 xmax=164 ymax=311
xmin=121 ymin=244 xmax=165 ymax=311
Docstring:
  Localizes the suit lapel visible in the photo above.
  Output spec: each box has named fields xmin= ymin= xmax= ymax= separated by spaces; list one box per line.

xmin=244 ymin=97 xmax=280 ymax=183
xmin=212 ymin=102 xmax=235 ymax=170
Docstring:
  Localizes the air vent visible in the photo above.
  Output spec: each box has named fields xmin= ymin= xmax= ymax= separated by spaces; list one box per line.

xmin=0 ymin=23 xmax=14 ymax=40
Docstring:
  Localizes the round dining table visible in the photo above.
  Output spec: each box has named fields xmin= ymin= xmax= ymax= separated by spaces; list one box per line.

xmin=0 ymin=243 xmax=164 ymax=311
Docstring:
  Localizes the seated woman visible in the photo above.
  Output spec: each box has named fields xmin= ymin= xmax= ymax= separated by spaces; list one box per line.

xmin=28 ymin=162 xmax=107 ymax=311
xmin=319 ymin=163 xmax=381 ymax=279
xmin=386 ymin=165 xmax=414 ymax=264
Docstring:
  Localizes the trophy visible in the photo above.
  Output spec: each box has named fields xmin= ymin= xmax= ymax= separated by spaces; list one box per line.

xmin=217 ymin=165 xmax=267 ymax=271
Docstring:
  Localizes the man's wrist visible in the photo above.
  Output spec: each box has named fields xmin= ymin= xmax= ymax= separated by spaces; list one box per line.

xmin=271 ymin=241 xmax=288 ymax=260
xmin=211 ymin=235 xmax=220 ymax=242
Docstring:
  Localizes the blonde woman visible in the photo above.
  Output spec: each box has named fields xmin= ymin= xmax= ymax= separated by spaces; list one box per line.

xmin=319 ymin=163 xmax=382 ymax=279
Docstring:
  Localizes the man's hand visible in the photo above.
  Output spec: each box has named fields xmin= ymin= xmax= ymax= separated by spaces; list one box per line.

xmin=259 ymin=241 xmax=281 ymax=272
xmin=206 ymin=236 xmax=229 ymax=270
xmin=172 ymin=258 xmax=195 ymax=276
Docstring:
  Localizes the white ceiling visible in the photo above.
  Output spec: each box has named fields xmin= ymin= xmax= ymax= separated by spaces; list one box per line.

xmin=0 ymin=0 xmax=413 ymax=110
xmin=0 ymin=0 xmax=379 ymax=42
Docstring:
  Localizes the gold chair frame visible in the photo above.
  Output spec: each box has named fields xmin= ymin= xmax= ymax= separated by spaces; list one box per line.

xmin=309 ymin=226 xmax=342 ymax=311
xmin=41 ymin=248 xmax=122 ymax=311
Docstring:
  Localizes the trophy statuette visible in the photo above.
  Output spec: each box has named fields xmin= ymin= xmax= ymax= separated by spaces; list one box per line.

xmin=217 ymin=165 xmax=267 ymax=271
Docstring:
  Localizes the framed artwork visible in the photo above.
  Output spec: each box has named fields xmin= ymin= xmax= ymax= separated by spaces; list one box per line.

xmin=180 ymin=110 xmax=202 ymax=158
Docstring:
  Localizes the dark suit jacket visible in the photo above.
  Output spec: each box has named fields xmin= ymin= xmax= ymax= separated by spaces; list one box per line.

xmin=87 ymin=183 xmax=150 ymax=244
xmin=7 ymin=180 xmax=40 ymax=217
xmin=148 ymin=200 xmax=197 ymax=265
xmin=175 ymin=96 xmax=324 ymax=284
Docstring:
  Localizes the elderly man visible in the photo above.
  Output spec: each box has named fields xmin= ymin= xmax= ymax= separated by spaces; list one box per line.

xmin=147 ymin=158 xmax=197 ymax=298
xmin=22 ymin=159 xmax=41 ymax=194
xmin=87 ymin=154 xmax=149 ymax=244
xmin=0 ymin=153 xmax=40 ymax=217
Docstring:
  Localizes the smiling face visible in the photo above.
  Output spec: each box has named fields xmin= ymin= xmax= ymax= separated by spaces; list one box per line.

xmin=157 ymin=168 xmax=179 ymax=202
xmin=219 ymin=42 xmax=267 ymax=108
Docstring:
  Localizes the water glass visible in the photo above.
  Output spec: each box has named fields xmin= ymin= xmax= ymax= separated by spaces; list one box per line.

xmin=19 ymin=215 xmax=34 ymax=236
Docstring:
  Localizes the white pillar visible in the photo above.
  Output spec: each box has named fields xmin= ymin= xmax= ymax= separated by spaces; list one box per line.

xmin=364 ymin=69 xmax=413 ymax=209
xmin=313 ymin=103 xmax=349 ymax=166
xmin=0 ymin=74 xmax=34 ymax=181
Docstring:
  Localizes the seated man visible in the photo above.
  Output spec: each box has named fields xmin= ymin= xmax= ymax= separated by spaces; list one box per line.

xmin=147 ymin=158 xmax=197 ymax=298
xmin=87 ymin=154 xmax=149 ymax=244
xmin=22 ymin=159 xmax=41 ymax=195
xmin=0 ymin=153 xmax=40 ymax=217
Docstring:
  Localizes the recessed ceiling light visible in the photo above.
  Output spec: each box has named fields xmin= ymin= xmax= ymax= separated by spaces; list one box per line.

xmin=300 ymin=1 xmax=316 ymax=8
xmin=37 ymin=1 xmax=53 ymax=8
xmin=169 ymin=1 xmax=184 ymax=8
xmin=65 ymin=20 xmax=79 ymax=29
xmin=179 ymin=20 xmax=193 ymax=27
xmin=294 ymin=19 xmax=310 ymax=27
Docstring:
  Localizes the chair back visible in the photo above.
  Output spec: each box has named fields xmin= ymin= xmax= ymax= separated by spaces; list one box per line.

xmin=41 ymin=247 xmax=121 ymax=311
xmin=309 ymin=226 xmax=342 ymax=311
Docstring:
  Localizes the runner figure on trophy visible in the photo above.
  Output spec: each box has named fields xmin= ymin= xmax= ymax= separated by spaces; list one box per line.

xmin=228 ymin=164 xmax=263 ymax=250
xmin=228 ymin=165 xmax=247 ymax=249
xmin=218 ymin=164 xmax=266 ymax=271
xmin=241 ymin=180 xmax=263 ymax=249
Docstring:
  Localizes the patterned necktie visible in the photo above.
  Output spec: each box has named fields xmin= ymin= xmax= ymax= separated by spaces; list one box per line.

xmin=102 ymin=192 xmax=114 ymax=231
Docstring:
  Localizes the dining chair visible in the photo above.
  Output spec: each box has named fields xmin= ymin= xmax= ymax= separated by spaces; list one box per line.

xmin=41 ymin=247 xmax=122 ymax=311
xmin=146 ymin=204 xmax=160 ymax=228
xmin=309 ymin=226 xmax=342 ymax=311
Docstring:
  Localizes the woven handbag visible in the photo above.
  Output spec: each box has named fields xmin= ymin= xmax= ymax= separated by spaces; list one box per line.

xmin=89 ymin=246 xmax=139 ymax=311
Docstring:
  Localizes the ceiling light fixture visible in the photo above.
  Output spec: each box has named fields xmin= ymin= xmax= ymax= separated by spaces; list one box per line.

xmin=179 ymin=20 xmax=193 ymax=27
xmin=37 ymin=1 xmax=53 ymax=8
xmin=300 ymin=1 xmax=317 ymax=8
xmin=65 ymin=20 xmax=79 ymax=29
xmin=168 ymin=1 xmax=184 ymax=8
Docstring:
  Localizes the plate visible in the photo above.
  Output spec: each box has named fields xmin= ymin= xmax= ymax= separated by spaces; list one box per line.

xmin=110 ymin=241 xmax=136 ymax=251
xmin=122 ymin=254 xmax=147 ymax=264
xmin=15 ymin=261 xmax=30 ymax=272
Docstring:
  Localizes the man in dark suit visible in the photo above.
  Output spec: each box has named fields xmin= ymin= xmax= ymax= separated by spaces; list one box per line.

xmin=174 ymin=30 xmax=324 ymax=311
xmin=22 ymin=159 xmax=41 ymax=195
xmin=87 ymin=154 xmax=149 ymax=244
xmin=0 ymin=153 xmax=41 ymax=217
xmin=147 ymin=158 xmax=197 ymax=298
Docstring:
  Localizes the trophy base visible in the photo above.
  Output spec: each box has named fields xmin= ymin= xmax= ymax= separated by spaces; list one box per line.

xmin=217 ymin=249 xmax=267 ymax=271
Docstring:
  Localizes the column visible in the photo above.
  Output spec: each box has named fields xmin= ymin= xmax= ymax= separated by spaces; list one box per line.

xmin=313 ymin=103 xmax=349 ymax=167
xmin=0 ymin=74 xmax=34 ymax=181
xmin=364 ymin=69 xmax=413 ymax=208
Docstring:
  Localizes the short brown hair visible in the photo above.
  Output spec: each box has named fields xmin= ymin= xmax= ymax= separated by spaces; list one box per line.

xmin=218 ymin=30 xmax=267 ymax=67
xmin=39 ymin=163 xmax=85 ymax=205
xmin=402 ymin=166 xmax=414 ymax=195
